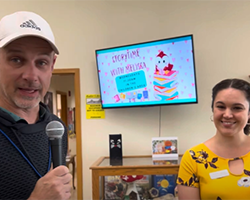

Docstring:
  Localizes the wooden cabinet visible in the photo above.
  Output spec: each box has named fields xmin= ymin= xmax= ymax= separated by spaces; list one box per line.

xmin=90 ymin=155 xmax=182 ymax=200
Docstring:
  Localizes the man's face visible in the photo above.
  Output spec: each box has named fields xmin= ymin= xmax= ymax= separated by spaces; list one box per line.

xmin=0 ymin=36 xmax=56 ymax=110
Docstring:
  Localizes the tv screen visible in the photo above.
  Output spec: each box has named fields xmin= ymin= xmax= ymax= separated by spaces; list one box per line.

xmin=95 ymin=34 xmax=198 ymax=109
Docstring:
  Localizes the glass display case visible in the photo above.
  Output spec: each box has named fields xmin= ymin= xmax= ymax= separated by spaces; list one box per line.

xmin=90 ymin=155 xmax=182 ymax=200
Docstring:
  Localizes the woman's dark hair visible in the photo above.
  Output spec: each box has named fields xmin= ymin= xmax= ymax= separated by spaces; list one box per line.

xmin=211 ymin=78 xmax=250 ymax=135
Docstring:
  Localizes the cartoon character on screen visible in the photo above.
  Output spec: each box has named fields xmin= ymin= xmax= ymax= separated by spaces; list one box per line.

xmin=114 ymin=94 xmax=120 ymax=103
xmin=153 ymin=51 xmax=179 ymax=101
xmin=137 ymin=90 xmax=149 ymax=102
xmin=114 ymin=93 xmax=126 ymax=103
xmin=143 ymin=89 xmax=149 ymax=101
xmin=126 ymin=91 xmax=137 ymax=102
xmin=121 ymin=175 xmax=144 ymax=200
xmin=155 ymin=51 xmax=173 ymax=75
xmin=120 ymin=93 xmax=126 ymax=103
xmin=137 ymin=91 xmax=143 ymax=102
xmin=131 ymin=92 xmax=137 ymax=102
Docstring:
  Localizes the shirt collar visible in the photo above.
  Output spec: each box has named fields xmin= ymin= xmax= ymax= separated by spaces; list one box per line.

xmin=0 ymin=105 xmax=46 ymax=122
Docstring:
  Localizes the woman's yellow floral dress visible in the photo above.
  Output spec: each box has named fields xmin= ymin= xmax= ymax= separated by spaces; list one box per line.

xmin=177 ymin=143 xmax=250 ymax=199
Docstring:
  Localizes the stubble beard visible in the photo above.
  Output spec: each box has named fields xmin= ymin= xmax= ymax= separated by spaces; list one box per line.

xmin=13 ymin=95 xmax=41 ymax=110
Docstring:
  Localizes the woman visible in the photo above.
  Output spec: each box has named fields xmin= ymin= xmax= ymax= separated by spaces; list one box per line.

xmin=177 ymin=78 xmax=250 ymax=199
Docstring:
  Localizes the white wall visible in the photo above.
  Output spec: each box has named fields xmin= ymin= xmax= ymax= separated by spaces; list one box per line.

xmin=49 ymin=75 xmax=75 ymax=116
xmin=2 ymin=1 xmax=250 ymax=199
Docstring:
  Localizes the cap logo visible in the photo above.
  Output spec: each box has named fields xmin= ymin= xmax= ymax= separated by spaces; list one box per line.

xmin=20 ymin=20 xmax=41 ymax=31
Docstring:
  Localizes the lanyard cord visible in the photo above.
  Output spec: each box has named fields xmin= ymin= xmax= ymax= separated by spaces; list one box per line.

xmin=0 ymin=128 xmax=51 ymax=178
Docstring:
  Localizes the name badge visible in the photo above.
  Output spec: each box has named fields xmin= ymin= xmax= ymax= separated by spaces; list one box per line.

xmin=209 ymin=169 xmax=230 ymax=179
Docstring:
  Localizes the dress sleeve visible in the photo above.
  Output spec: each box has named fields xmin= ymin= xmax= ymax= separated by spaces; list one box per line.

xmin=176 ymin=149 xmax=199 ymax=188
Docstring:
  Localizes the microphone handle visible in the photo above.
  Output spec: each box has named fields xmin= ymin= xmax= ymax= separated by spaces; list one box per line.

xmin=50 ymin=138 xmax=63 ymax=168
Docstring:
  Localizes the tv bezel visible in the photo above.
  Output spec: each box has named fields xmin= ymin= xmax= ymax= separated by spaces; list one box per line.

xmin=95 ymin=34 xmax=198 ymax=109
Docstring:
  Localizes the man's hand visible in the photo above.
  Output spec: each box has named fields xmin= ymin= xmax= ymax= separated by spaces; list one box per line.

xmin=28 ymin=166 xmax=72 ymax=200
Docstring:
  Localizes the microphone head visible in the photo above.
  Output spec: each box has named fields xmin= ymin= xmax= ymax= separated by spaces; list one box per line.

xmin=46 ymin=121 xmax=65 ymax=139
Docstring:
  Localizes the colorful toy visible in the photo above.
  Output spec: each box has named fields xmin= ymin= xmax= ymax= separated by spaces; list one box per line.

xmin=120 ymin=175 xmax=144 ymax=200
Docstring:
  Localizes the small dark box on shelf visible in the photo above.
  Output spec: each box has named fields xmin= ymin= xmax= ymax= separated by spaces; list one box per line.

xmin=109 ymin=134 xmax=123 ymax=166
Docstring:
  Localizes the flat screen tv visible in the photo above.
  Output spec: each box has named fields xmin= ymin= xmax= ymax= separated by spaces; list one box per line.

xmin=95 ymin=34 xmax=198 ymax=109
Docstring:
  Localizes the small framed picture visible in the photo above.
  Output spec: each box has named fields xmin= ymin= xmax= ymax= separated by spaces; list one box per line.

xmin=44 ymin=91 xmax=53 ymax=113
xmin=152 ymin=137 xmax=178 ymax=160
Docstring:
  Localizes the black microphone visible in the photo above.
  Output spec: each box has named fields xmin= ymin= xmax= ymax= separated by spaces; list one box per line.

xmin=46 ymin=121 xmax=65 ymax=168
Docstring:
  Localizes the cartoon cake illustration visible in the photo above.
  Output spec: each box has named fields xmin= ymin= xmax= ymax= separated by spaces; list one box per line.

xmin=153 ymin=51 xmax=179 ymax=100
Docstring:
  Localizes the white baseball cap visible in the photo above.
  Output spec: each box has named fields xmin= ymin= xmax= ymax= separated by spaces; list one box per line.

xmin=0 ymin=11 xmax=59 ymax=54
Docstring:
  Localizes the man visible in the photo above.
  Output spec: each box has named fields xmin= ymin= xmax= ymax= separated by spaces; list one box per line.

xmin=0 ymin=11 xmax=71 ymax=199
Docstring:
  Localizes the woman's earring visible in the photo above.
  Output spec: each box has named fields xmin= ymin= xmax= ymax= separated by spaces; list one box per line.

xmin=210 ymin=115 xmax=214 ymax=122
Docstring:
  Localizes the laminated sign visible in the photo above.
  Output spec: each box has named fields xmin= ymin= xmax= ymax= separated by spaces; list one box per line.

xmin=86 ymin=94 xmax=105 ymax=119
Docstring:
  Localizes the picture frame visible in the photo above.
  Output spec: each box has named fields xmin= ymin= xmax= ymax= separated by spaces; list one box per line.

xmin=68 ymin=107 xmax=76 ymax=137
xmin=73 ymin=107 xmax=76 ymax=134
xmin=152 ymin=137 xmax=178 ymax=161
xmin=44 ymin=91 xmax=53 ymax=113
